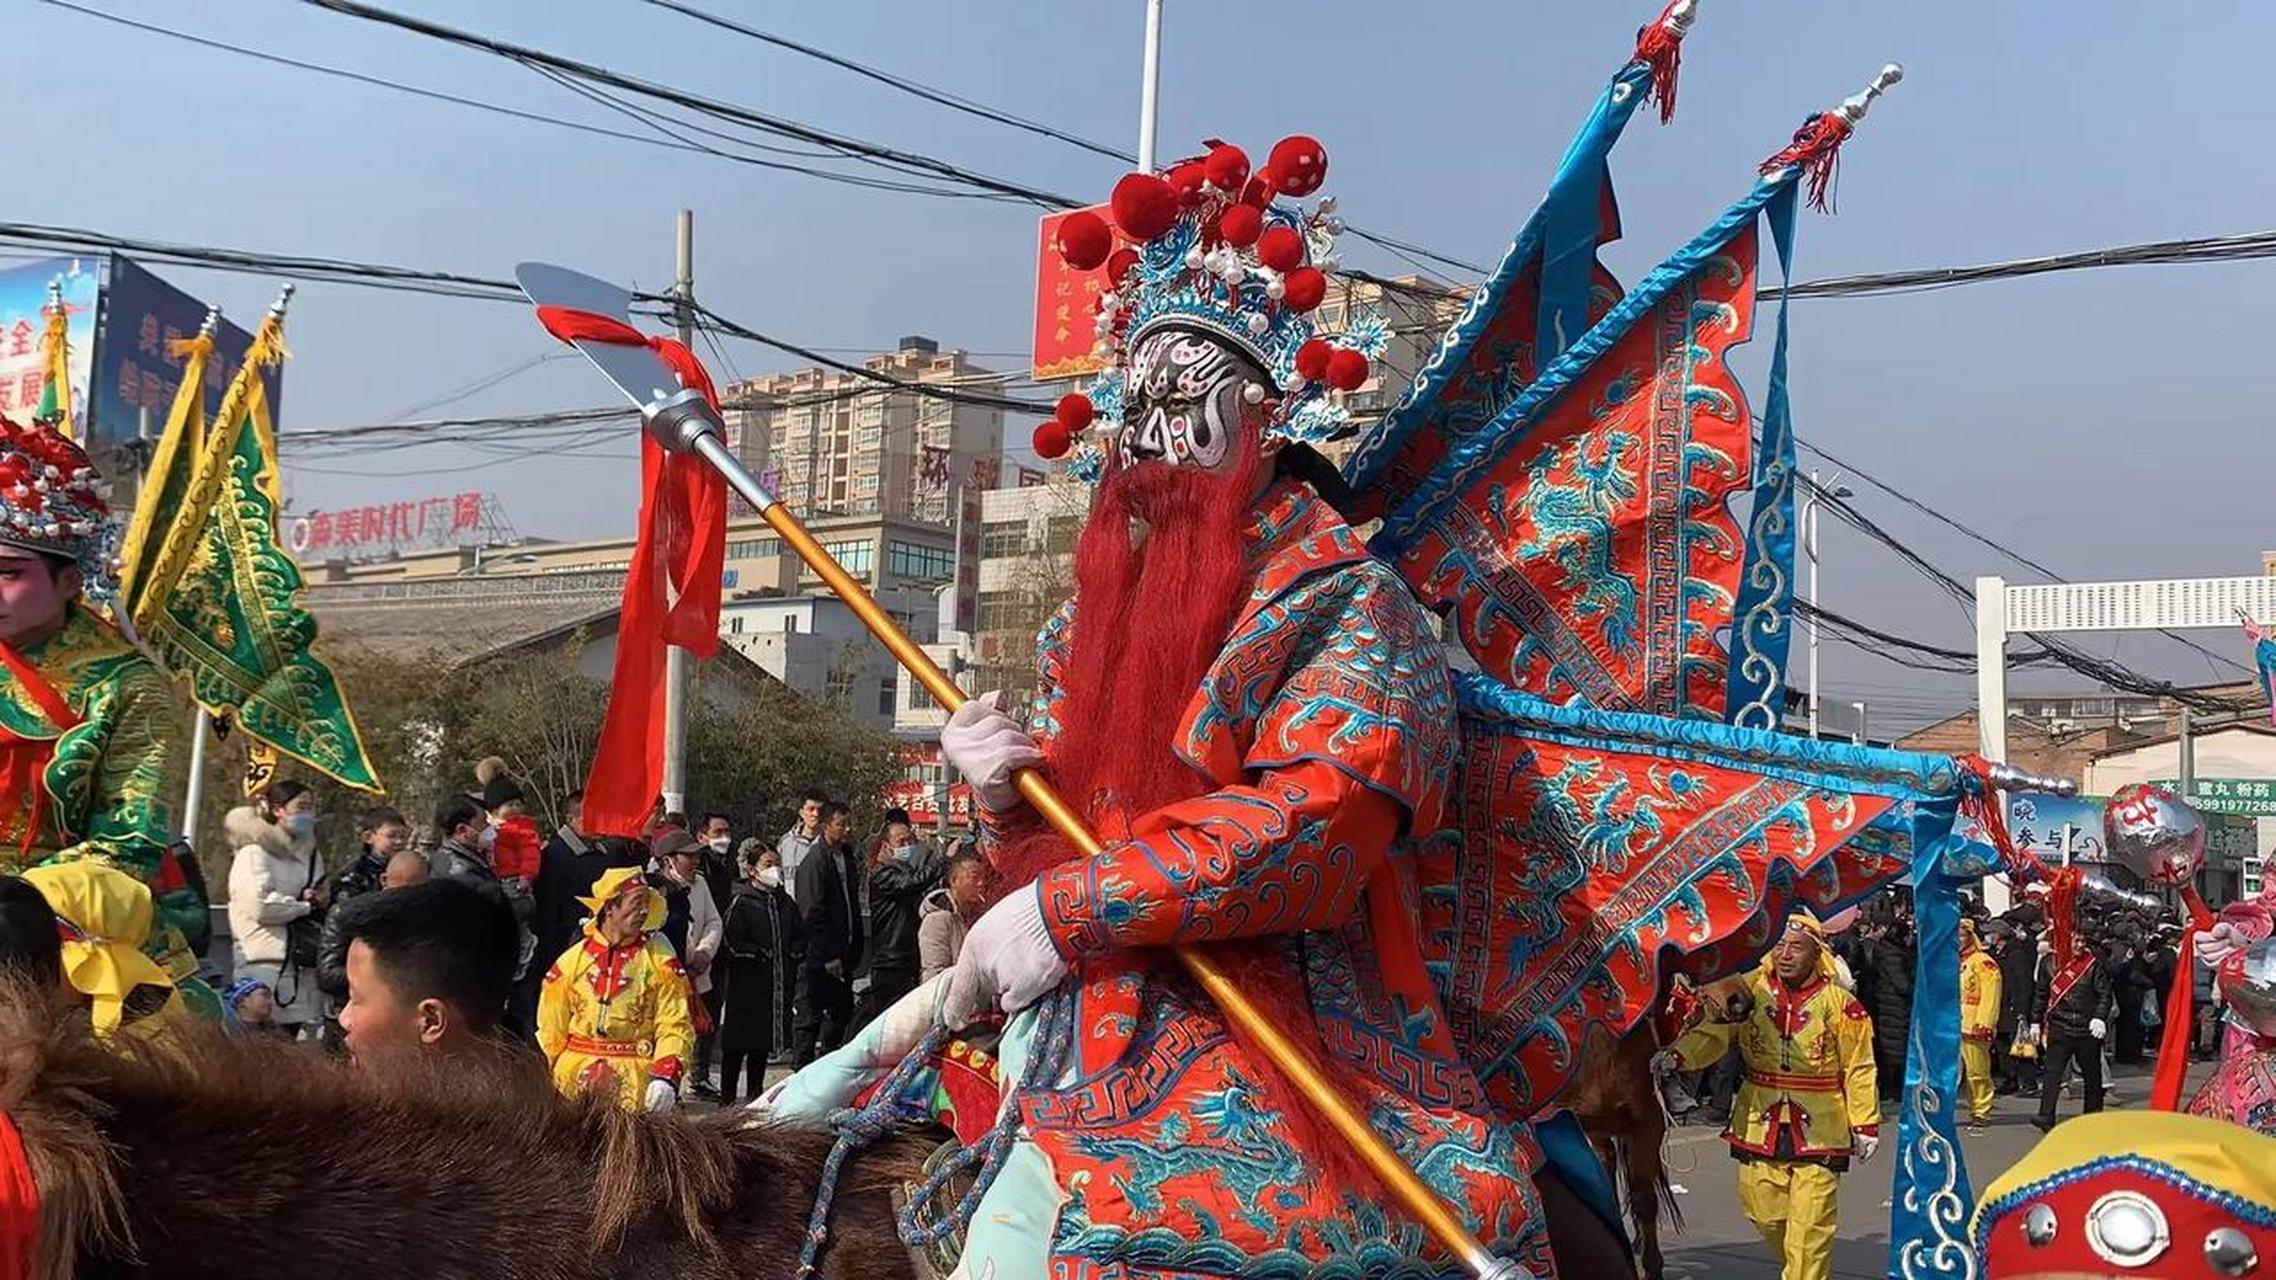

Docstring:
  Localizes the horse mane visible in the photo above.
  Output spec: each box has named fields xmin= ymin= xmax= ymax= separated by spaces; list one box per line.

xmin=0 ymin=983 xmax=927 ymax=1280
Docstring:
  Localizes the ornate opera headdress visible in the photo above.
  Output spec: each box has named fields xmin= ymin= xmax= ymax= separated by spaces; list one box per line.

xmin=1031 ymin=134 xmax=1390 ymax=474
xmin=0 ymin=415 xmax=116 ymax=601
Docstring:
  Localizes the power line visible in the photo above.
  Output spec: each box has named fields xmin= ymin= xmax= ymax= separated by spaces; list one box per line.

xmin=0 ymin=221 xmax=1053 ymax=414
xmin=638 ymin=0 xmax=1132 ymax=163
xmin=1797 ymin=435 xmax=2252 ymax=679
xmin=298 ymin=0 xmax=1082 ymax=208
xmin=1801 ymin=476 xmax=2253 ymax=713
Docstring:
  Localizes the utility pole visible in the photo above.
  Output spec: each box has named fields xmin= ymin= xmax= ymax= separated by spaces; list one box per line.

xmin=663 ymin=208 xmax=695 ymax=817
xmin=1137 ymin=0 xmax=1165 ymax=171
xmin=2179 ymin=704 xmax=2196 ymax=799
xmin=1852 ymin=699 xmax=1868 ymax=747
xmin=1801 ymin=470 xmax=1850 ymax=737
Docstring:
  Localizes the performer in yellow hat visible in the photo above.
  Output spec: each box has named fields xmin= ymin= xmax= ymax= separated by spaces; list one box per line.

xmin=1661 ymin=910 xmax=1880 ymax=1280
xmin=536 ymin=865 xmax=694 ymax=1112
xmin=1960 ymin=918 xmax=2003 ymax=1135
xmin=22 ymin=861 xmax=184 ymax=1041
xmin=1974 ymin=1110 xmax=2276 ymax=1277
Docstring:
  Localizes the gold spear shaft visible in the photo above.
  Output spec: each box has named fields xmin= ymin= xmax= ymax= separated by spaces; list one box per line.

xmin=649 ymin=400 xmax=1518 ymax=1280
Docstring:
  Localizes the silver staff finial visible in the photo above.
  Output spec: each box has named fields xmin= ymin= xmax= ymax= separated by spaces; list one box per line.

xmin=1836 ymin=63 xmax=1905 ymax=127
xmin=198 ymin=305 xmax=222 ymax=338
xmin=1663 ymin=0 xmax=1700 ymax=35
xmin=267 ymin=282 xmax=297 ymax=320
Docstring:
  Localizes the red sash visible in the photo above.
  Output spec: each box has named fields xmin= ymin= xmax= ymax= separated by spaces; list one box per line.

xmin=2048 ymin=953 xmax=2094 ymax=1014
xmin=0 ymin=636 xmax=80 ymax=856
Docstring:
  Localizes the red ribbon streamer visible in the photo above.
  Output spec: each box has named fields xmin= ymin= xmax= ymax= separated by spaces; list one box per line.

xmin=2151 ymin=886 xmax=2216 ymax=1112
xmin=0 ymin=1112 xmax=38 ymax=1280
xmin=534 ymin=306 xmax=726 ymax=837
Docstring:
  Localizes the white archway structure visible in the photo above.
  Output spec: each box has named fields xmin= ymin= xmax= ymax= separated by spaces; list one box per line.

xmin=1976 ymin=573 xmax=2276 ymax=909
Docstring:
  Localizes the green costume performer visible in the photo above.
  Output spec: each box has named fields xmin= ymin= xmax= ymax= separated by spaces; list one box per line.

xmin=0 ymin=415 xmax=217 ymax=1020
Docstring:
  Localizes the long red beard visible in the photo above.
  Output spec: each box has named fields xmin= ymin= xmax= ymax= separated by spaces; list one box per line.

xmin=992 ymin=436 xmax=1264 ymax=890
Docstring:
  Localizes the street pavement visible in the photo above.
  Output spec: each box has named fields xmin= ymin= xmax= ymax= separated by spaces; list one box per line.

xmin=1658 ymin=1060 xmax=2202 ymax=1280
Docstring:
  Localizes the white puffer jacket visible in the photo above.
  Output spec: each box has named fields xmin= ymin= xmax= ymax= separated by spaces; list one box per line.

xmin=225 ymin=805 xmax=324 ymax=968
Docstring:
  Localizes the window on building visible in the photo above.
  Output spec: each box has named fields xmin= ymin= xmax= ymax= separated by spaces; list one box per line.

xmin=911 ymin=682 xmax=939 ymax=711
xmin=1043 ymin=514 xmax=1081 ymax=553
xmin=878 ymin=678 xmax=896 ymax=717
xmin=726 ymin=536 xmax=782 ymax=560
xmin=981 ymin=521 xmax=1028 ymax=559
xmin=820 ymin=539 xmax=874 ymax=575
xmin=977 ymin=590 xmax=1032 ymax=633
xmin=886 ymin=540 xmax=956 ymax=581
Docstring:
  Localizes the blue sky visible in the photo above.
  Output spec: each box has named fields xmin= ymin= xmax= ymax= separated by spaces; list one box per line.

xmin=17 ymin=0 xmax=2276 ymax=728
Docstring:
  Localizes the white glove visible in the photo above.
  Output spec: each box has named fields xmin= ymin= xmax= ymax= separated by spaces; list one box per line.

xmin=941 ymin=691 xmax=1044 ymax=811
xmin=943 ymin=882 xmax=1069 ymax=1030
xmin=2088 ymin=1017 xmax=2107 ymax=1041
xmin=1851 ymin=1130 xmax=1879 ymax=1162
xmin=644 ymin=1078 xmax=678 ymax=1113
xmin=1648 ymin=1049 xmax=1682 ymax=1080
xmin=2197 ymin=922 xmax=2248 ymax=967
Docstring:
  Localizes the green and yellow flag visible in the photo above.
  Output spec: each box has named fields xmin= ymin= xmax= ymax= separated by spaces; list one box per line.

xmin=121 ymin=295 xmax=381 ymax=792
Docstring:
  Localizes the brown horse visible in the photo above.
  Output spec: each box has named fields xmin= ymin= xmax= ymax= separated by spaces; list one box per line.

xmin=1562 ymin=1022 xmax=1679 ymax=1280
xmin=0 ymin=989 xmax=926 ymax=1280
xmin=0 ymin=986 xmax=1633 ymax=1279
xmin=1563 ymin=977 xmax=1757 ymax=1280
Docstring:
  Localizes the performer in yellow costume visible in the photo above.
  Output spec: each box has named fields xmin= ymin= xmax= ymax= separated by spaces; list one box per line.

xmin=1665 ymin=912 xmax=1879 ymax=1280
xmin=537 ymin=866 xmax=693 ymax=1112
xmin=1959 ymin=919 xmax=2003 ymax=1133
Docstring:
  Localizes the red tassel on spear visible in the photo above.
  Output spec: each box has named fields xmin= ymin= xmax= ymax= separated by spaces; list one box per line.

xmin=1759 ymin=63 xmax=1904 ymax=213
xmin=1633 ymin=0 xmax=1699 ymax=125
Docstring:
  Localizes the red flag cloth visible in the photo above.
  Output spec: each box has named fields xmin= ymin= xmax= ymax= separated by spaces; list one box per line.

xmin=0 ymin=1111 xmax=38 ymax=1280
xmin=534 ymin=307 xmax=726 ymax=837
xmin=2151 ymin=887 xmax=2216 ymax=1112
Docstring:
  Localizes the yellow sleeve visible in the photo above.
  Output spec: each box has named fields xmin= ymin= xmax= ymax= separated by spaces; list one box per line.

xmin=648 ymin=944 xmax=696 ymax=1082
xmin=1669 ymin=1017 xmax=1736 ymax=1073
xmin=536 ymin=947 xmax=574 ymax=1063
xmin=1963 ymin=958 xmax=2001 ymax=1038
xmin=1837 ymin=993 xmax=1880 ymax=1131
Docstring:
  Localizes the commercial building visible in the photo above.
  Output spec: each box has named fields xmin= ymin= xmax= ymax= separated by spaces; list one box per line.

xmin=720 ymin=336 xmax=1005 ymax=526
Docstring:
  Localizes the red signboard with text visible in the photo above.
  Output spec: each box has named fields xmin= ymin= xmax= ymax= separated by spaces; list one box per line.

xmin=1031 ymin=206 xmax=1115 ymax=381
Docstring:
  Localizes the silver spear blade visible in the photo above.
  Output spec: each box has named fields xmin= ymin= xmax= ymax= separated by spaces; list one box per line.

xmin=514 ymin=262 xmax=684 ymax=412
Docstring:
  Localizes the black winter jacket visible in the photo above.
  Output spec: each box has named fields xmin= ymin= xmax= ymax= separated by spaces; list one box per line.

xmin=1864 ymin=935 xmax=1915 ymax=1064
xmin=864 ymin=847 xmax=944 ymax=978
xmin=1994 ymin=936 xmax=2039 ymax=1036
xmin=314 ymin=848 xmax=391 ymax=1002
xmin=2033 ymin=950 xmax=2117 ymax=1042
xmin=795 ymin=842 xmax=865 ymax=971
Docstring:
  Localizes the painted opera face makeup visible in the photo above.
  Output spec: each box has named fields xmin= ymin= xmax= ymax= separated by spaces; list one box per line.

xmin=1119 ymin=327 xmax=1270 ymax=473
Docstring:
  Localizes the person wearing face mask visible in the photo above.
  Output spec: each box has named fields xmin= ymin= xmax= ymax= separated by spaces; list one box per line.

xmin=433 ymin=795 xmax=497 ymax=888
xmin=719 ymin=842 xmax=801 ymax=1102
xmin=225 ymin=780 xmax=329 ymax=1036
xmin=648 ymin=829 xmax=725 ymax=1096
xmin=860 ymin=816 xmax=944 ymax=1019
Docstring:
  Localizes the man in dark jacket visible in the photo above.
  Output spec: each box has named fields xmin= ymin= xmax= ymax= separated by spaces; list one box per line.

xmin=313 ymin=808 xmax=414 ymax=1036
xmin=1991 ymin=920 xmax=2041 ymax=1095
xmin=1863 ymin=918 xmax=1916 ymax=1103
xmin=791 ymin=802 xmax=862 ymax=1065
xmin=530 ymin=793 xmax=648 ymax=978
xmin=2033 ymin=937 xmax=2115 ymax=1131
xmin=861 ymin=817 xmax=944 ymax=1020
xmin=434 ymin=796 xmax=497 ymax=887
xmin=316 ymin=848 xmax=429 ymax=1008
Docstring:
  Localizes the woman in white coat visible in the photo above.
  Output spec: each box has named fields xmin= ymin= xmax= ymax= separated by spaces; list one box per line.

xmin=226 ymin=780 xmax=328 ymax=1033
